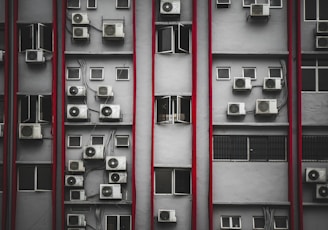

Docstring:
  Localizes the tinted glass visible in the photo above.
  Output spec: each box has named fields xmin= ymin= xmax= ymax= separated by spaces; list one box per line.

xmin=318 ymin=69 xmax=328 ymax=91
xmin=175 ymin=170 xmax=190 ymax=194
xmin=37 ymin=165 xmax=52 ymax=190
xmin=155 ymin=169 xmax=172 ymax=194
xmin=302 ymin=69 xmax=316 ymax=91
xmin=19 ymin=165 xmax=35 ymax=190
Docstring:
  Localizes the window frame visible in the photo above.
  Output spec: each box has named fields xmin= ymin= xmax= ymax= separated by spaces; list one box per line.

xmin=157 ymin=26 xmax=174 ymax=54
xmin=304 ymin=0 xmax=328 ymax=21
xmin=115 ymin=135 xmax=130 ymax=147
xmin=89 ymin=67 xmax=104 ymax=81
xmin=156 ymin=96 xmax=191 ymax=124
xmin=91 ymin=135 xmax=104 ymax=145
xmin=216 ymin=67 xmax=231 ymax=80
xmin=67 ymin=135 xmax=82 ymax=148
xmin=66 ymin=67 xmax=81 ymax=81
xmin=268 ymin=67 xmax=283 ymax=78
xmin=105 ymin=215 xmax=131 ymax=230
xmin=116 ymin=67 xmax=130 ymax=81
xmin=252 ymin=216 xmax=265 ymax=229
xmin=220 ymin=216 xmax=242 ymax=229
xmin=18 ymin=164 xmax=52 ymax=192
xmin=273 ymin=216 xmax=288 ymax=230
xmin=67 ymin=0 xmax=81 ymax=9
xmin=243 ymin=0 xmax=282 ymax=8
xmin=116 ymin=0 xmax=131 ymax=9
xmin=87 ymin=0 xmax=97 ymax=9
xmin=242 ymin=67 xmax=257 ymax=80
xmin=302 ymin=135 xmax=328 ymax=161
xmin=301 ymin=59 xmax=328 ymax=92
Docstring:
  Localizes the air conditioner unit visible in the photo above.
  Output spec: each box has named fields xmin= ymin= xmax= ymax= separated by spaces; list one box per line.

xmin=19 ymin=123 xmax=43 ymax=139
xmin=250 ymin=4 xmax=270 ymax=17
xmin=316 ymin=184 xmax=328 ymax=199
xmin=99 ymin=104 xmax=121 ymax=121
xmin=65 ymin=175 xmax=84 ymax=187
xmin=67 ymin=86 xmax=87 ymax=97
xmin=317 ymin=21 xmax=328 ymax=33
xmin=255 ymin=99 xmax=278 ymax=115
xmin=25 ymin=49 xmax=45 ymax=63
xmin=72 ymin=13 xmax=89 ymax=25
xmin=67 ymin=104 xmax=88 ymax=121
xmin=263 ymin=77 xmax=282 ymax=91
xmin=160 ymin=0 xmax=180 ymax=16
xmin=72 ymin=27 xmax=90 ymax=40
xmin=102 ymin=21 xmax=125 ymax=40
xmin=158 ymin=209 xmax=177 ymax=223
xmin=305 ymin=167 xmax=326 ymax=183
xmin=106 ymin=156 xmax=127 ymax=171
xmin=0 ymin=123 xmax=3 ymax=137
xmin=0 ymin=50 xmax=4 ymax=62
xmin=233 ymin=77 xmax=252 ymax=91
xmin=227 ymin=102 xmax=246 ymax=116
xmin=67 ymin=214 xmax=87 ymax=227
xmin=83 ymin=145 xmax=105 ymax=160
xmin=217 ymin=0 xmax=231 ymax=8
xmin=70 ymin=189 xmax=87 ymax=201
xmin=97 ymin=85 xmax=114 ymax=98
xmin=99 ymin=184 xmax=122 ymax=199
xmin=316 ymin=36 xmax=328 ymax=49
xmin=68 ymin=160 xmax=85 ymax=173
xmin=109 ymin=172 xmax=128 ymax=183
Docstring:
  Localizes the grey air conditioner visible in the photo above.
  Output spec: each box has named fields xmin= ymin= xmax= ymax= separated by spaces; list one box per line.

xmin=227 ymin=102 xmax=246 ymax=116
xmin=83 ymin=145 xmax=105 ymax=160
xmin=316 ymin=184 xmax=328 ymax=199
xmin=250 ymin=4 xmax=270 ymax=17
xmin=97 ymin=85 xmax=114 ymax=98
xmin=217 ymin=0 xmax=231 ymax=8
xmin=317 ymin=21 xmax=328 ymax=33
xmin=109 ymin=172 xmax=128 ymax=183
xmin=99 ymin=104 xmax=121 ymax=121
xmin=67 ymin=86 xmax=87 ymax=97
xmin=67 ymin=214 xmax=87 ymax=227
xmin=99 ymin=184 xmax=122 ymax=199
xmin=73 ymin=27 xmax=90 ymax=40
xmin=316 ymin=36 xmax=328 ymax=49
xmin=70 ymin=189 xmax=87 ymax=201
xmin=255 ymin=99 xmax=278 ymax=115
xmin=25 ymin=49 xmax=45 ymax=63
xmin=158 ymin=209 xmax=177 ymax=223
xmin=305 ymin=167 xmax=327 ymax=183
xmin=233 ymin=77 xmax=252 ymax=91
xmin=67 ymin=104 xmax=88 ymax=121
xmin=263 ymin=77 xmax=282 ymax=91
xmin=19 ymin=123 xmax=43 ymax=139
xmin=106 ymin=156 xmax=127 ymax=171
xmin=160 ymin=0 xmax=180 ymax=16
xmin=72 ymin=13 xmax=89 ymax=25
xmin=0 ymin=123 xmax=4 ymax=137
xmin=68 ymin=160 xmax=85 ymax=173
xmin=65 ymin=175 xmax=84 ymax=187
xmin=102 ymin=21 xmax=125 ymax=40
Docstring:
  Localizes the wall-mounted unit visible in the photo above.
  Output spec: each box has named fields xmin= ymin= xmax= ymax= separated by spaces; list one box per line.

xmin=25 ymin=49 xmax=45 ymax=63
xmin=19 ymin=123 xmax=42 ymax=139
xmin=263 ymin=77 xmax=282 ymax=91
xmin=67 ymin=104 xmax=88 ymax=121
xmin=83 ymin=145 xmax=105 ymax=160
xmin=158 ymin=209 xmax=177 ymax=223
xmin=97 ymin=85 xmax=114 ymax=98
xmin=67 ymin=86 xmax=87 ymax=97
xmin=99 ymin=184 xmax=122 ymax=199
xmin=305 ymin=167 xmax=327 ymax=183
xmin=216 ymin=0 xmax=231 ymax=8
xmin=109 ymin=172 xmax=128 ymax=183
xmin=233 ymin=77 xmax=252 ymax=91
xmin=69 ymin=189 xmax=87 ymax=201
xmin=250 ymin=4 xmax=270 ymax=17
xmin=255 ymin=99 xmax=278 ymax=115
xmin=227 ymin=102 xmax=246 ymax=116
xmin=72 ymin=27 xmax=90 ymax=40
xmin=65 ymin=175 xmax=84 ymax=187
xmin=68 ymin=160 xmax=85 ymax=173
xmin=316 ymin=184 xmax=328 ymax=199
xmin=102 ymin=21 xmax=125 ymax=40
xmin=0 ymin=50 xmax=4 ymax=62
xmin=317 ymin=21 xmax=328 ymax=34
xmin=99 ymin=104 xmax=121 ymax=121
xmin=316 ymin=36 xmax=328 ymax=49
xmin=106 ymin=156 xmax=127 ymax=171
xmin=0 ymin=123 xmax=3 ymax=137
xmin=160 ymin=0 xmax=180 ymax=16
xmin=72 ymin=13 xmax=89 ymax=25
xmin=67 ymin=214 xmax=87 ymax=227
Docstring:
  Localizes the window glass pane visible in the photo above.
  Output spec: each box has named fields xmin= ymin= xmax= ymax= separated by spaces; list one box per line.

xmin=217 ymin=68 xmax=230 ymax=79
xmin=68 ymin=136 xmax=82 ymax=148
xmin=91 ymin=136 xmax=104 ymax=145
xmin=157 ymin=27 xmax=173 ymax=53
xmin=274 ymin=216 xmax=288 ymax=228
xmin=231 ymin=217 xmax=241 ymax=227
xmin=175 ymin=170 xmax=190 ymax=194
xmin=178 ymin=97 xmax=190 ymax=123
xmin=157 ymin=97 xmax=170 ymax=122
xmin=0 ymin=165 xmax=3 ymax=191
xmin=302 ymin=135 xmax=328 ymax=160
xmin=319 ymin=0 xmax=328 ymax=20
xmin=177 ymin=24 xmax=190 ymax=53
xmin=90 ymin=68 xmax=104 ymax=80
xmin=268 ymin=136 xmax=286 ymax=160
xmin=120 ymin=216 xmax=131 ymax=229
xmin=155 ymin=169 xmax=172 ymax=194
xmin=302 ymin=69 xmax=316 ymax=91
xmin=269 ymin=68 xmax=282 ymax=78
xmin=39 ymin=95 xmax=52 ymax=123
xmin=318 ymin=69 xmax=328 ymax=91
xmin=302 ymin=59 xmax=316 ymax=66
xmin=270 ymin=0 xmax=282 ymax=7
xmin=19 ymin=165 xmax=35 ymax=190
xmin=249 ymin=137 xmax=268 ymax=161
xmin=318 ymin=59 xmax=328 ymax=66
xmin=38 ymin=23 xmax=52 ymax=52
xmin=243 ymin=68 xmax=256 ymax=79
xmin=254 ymin=217 xmax=265 ymax=228
xmin=213 ymin=136 xmax=247 ymax=160
xmin=305 ymin=0 xmax=317 ymax=20
xmin=20 ymin=24 xmax=34 ymax=51
xmin=221 ymin=217 xmax=230 ymax=227
xmin=106 ymin=216 xmax=117 ymax=230
xmin=37 ymin=165 xmax=52 ymax=190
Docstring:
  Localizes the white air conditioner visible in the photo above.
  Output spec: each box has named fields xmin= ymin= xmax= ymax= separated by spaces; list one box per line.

xmin=67 ymin=104 xmax=88 ymax=120
xmin=217 ymin=0 xmax=231 ymax=7
xmin=83 ymin=145 xmax=105 ymax=160
xmin=227 ymin=102 xmax=246 ymax=116
xmin=250 ymin=4 xmax=270 ymax=17
xmin=0 ymin=123 xmax=3 ymax=137
xmin=99 ymin=104 xmax=121 ymax=121
xmin=97 ymin=85 xmax=114 ymax=98
xmin=67 ymin=214 xmax=87 ymax=227
xmin=158 ymin=209 xmax=177 ymax=223
xmin=68 ymin=160 xmax=85 ymax=173
xmin=65 ymin=175 xmax=84 ymax=187
xmin=316 ymin=184 xmax=328 ymax=199
xmin=109 ymin=172 xmax=127 ymax=184
xmin=72 ymin=13 xmax=89 ymax=25
xmin=255 ymin=99 xmax=278 ymax=115
xmin=19 ymin=123 xmax=43 ymax=139
xmin=67 ymin=86 xmax=87 ymax=97
xmin=305 ymin=167 xmax=327 ymax=183
xmin=25 ymin=49 xmax=45 ymax=63
xmin=316 ymin=36 xmax=328 ymax=49
xmin=233 ymin=77 xmax=252 ymax=90
xmin=0 ymin=50 xmax=4 ymax=62
xmin=106 ymin=156 xmax=127 ymax=171
xmin=317 ymin=21 xmax=328 ymax=33
xmin=263 ymin=78 xmax=282 ymax=91
xmin=102 ymin=21 xmax=125 ymax=40
xmin=73 ymin=27 xmax=90 ymax=40
xmin=99 ymin=184 xmax=122 ymax=199
xmin=160 ymin=0 xmax=180 ymax=15
xmin=70 ymin=189 xmax=87 ymax=201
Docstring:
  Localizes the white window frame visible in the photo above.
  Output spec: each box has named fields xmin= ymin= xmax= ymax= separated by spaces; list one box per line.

xmin=18 ymin=165 xmax=52 ymax=192
xmin=105 ymin=215 xmax=131 ymax=230
xmin=156 ymin=96 xmax=191 ymax=124
xmin=220 ymin=216 xmax=242 ymax=229
xmin=268 ymin=67 xmax=283 ymax=78
xmin=116 ymin=67 xmax=130 ymax=81
xmin=274 ymin=216 xmax=288 ymax=230
xmin=216 ymin=67 xmax=231 ymax=80
xmin=66 ymin=67 xmax=81 ymax=81
xmin=87 ymin=0 xmax=97 ymax=9
xmin=67 ymin=135 xmax=82 ymax=148
xmin=89 ymin=67 xmax=104 ymax=81
xmin=67 ymin=0 xmax=81 ymax=9
xmin=301 ymin=59 xmax=328 ymax=92
xmin=304 ymin=0 xmax=328 ymax=21
xmin=242 ymin=67 xmax=257 ymax=80
xmin=115 ymin=135 xmax=130 ymax=147
xmin=157 ymin=26 xmax=174 ymax=54
xmin=252 ymin=216 xmax=265 ymax=230
xmin=91 ymin=135 xmax=104 ymax=145
xmin=116 ymin=0 xmax=131 ymax=9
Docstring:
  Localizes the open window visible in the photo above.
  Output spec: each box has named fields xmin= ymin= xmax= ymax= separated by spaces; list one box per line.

xmin=38 ymin=95 xmax=52 ymax=123
xmin=20 ymin=95 xmax=37 ymax=123
xmin=19 ymin=23 xmax=53 ymax=52
xmin=20 ymin=24 xmax=34 ymax=52
xmin=37 ymin=23 xmax=53 ymax=52
xmin=220 ymin=216 xmax=242 ymax=229
xmin=156 ymin=96 xmax=191 ymax=124
xmin=106 ymin=215 xmax=131 ymax=230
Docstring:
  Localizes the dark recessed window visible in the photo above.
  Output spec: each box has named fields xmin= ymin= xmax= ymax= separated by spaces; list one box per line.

xmin=18 ymin=165 xmax=52 ymax=191
xmin=303 ymin=135 xmax=328 ymax=161
xmin=157 ymin=24 xmax=190 ymax=54
xmin=156 ymin=96 xmax=191 ymax=124
xmin=216 ymin=67 xmax=231 ymax=80
xmin=155 ymin=168 xmax=191 ymax=195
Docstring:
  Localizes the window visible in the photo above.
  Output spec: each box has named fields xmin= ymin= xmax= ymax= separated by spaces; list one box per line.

xmin=19 ymin=23 xmax=53 ymax=52
xmin=116 ymin=0 xmax=130 ymax=9
xmin=38 ymin=95 xmax=52 ymax=123
xmin=19 ymin=95 xmax=51 ymax=123
xmin=115 ymin=135 xmax=130 ymax=147
xmin=0 ymin=164 xmax=3 ymax=191
xmin=242 ymin=67 xmax=256 ymax=80
xmin=156 ymin=96 xmax=191 ymax=124
xmin=155 ymin=168 xmax=191 ymax=195
xmin=304 ymin=0 xmax=328 ymax=21
xmin=91 ymin=135 xmax=104 ymax=145
xmin=220 ymin=216 xmax=241 ymax=229
xmin=274 ymin=216 xmax=288 ymax=229
xmin=253 ymin=216 xmax=265 ymax=229
xmin=67 ymin=0 xmax=80 ymax=9
xmin=90 ymin=67 xmax=104 ymax=81
xmin=116 ymin=67 xmax=130 ymax=81
xmin=216 ymin=67 xmax=231 ymax=80
xmin=66 ymin=67 xmax=81 ymax=81
xmin=303 ymin=135 xmax=328 ymax=161
xmin=157 ymin=24 xmax=191 ymax=54
xmin=18 ymin=164 xmax=52 ymax=191
xmin=106 ymin=215 xmax=131 ymax=230
xmin=87 ymin=0 xmax=97 ymax=9
xmin=213 ymin=135 xmax=287 ymax=161
xmin=302 ymin=59 xmax=328 ymax=92
xmin=67 ymin=135 xmax=82 ymax=148
xmin=269 ymin=67 xmax=283 ymax=78
xmin=243 ymin=0 xmax=281 ymax=7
